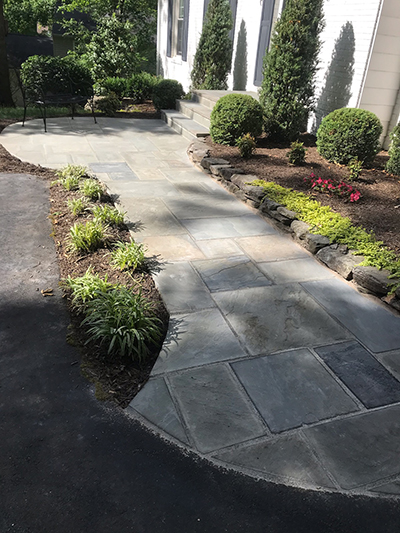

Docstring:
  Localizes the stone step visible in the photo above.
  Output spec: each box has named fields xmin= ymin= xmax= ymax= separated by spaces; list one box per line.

xmin=161 ymin=110 xmax=209 ymax=140
xmin=176 ymin=100 xmax=212 ymax=129
xmin=191 ymin=89 xmax=259 ymax=110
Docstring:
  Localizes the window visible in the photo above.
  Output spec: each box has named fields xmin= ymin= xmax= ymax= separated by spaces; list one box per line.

xmin=167 ymin=0 xmax=190 ymax=60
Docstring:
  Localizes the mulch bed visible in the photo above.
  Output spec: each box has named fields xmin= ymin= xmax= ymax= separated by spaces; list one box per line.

xmin=207 ymin=134 xmax=400 ymax=254
xmin=0 ymin=101 xmax=168 ymax=408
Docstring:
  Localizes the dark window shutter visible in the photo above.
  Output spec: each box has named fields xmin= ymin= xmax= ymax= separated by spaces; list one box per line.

xmin=254 ymin=0 xmax=275 ymax=86
xmin=182 ymin=0 xmax=190 ymax=61
xmin=167 ymin=0 xmax=173 ymax=57
xmin=229 ymin=0 xmax=238 ymax=41
xmin=203 ymin=0 xmax=211 ymax=19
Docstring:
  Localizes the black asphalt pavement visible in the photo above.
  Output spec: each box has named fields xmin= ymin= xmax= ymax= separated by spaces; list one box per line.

xmin=1 ymin=173 xmax=399 ymax=533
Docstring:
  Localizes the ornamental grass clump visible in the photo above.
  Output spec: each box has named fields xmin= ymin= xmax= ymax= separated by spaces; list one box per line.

xmin=66 ymin=220 xmax=107 ymax=254
xmin=82 ymin=287 xmax=162 ymax=362
xmin=67 ymin=197 xmax=89 ymax=216
xmin=110 ymin=239 xmax=147 ymax=271
xmin=79 ymin=179 xmax=104 ymax=201
xmin=316 ymin=108 xmax=382 ymax=166
xmin=92 ymin=204 xmax=125 ymax=227
xmin=61 ymin=268 xmax=116 ymax=312
xmin=210 ymin=94 xmax=263 ymax=145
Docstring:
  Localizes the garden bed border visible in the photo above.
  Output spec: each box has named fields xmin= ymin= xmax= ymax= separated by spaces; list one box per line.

xmin=187 ymin=140 xmax=400 ymax=313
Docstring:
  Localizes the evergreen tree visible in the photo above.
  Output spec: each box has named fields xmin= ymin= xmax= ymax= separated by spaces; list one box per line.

xmin=233 ymin=19 xmax=247 ymax=91
xmin=190 ymin=0 xmax=233 ymax=90
xmin=260 ymin=0 xmax=324 ymax=141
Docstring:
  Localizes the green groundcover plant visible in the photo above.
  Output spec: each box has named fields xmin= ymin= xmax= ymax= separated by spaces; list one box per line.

xmin=251 ymin=180 xmax=400 ymax=289
xmin=61 ymin=268 xmax=116 ymax=312
xmin=110 ymin=240 xmax=147 ymax=271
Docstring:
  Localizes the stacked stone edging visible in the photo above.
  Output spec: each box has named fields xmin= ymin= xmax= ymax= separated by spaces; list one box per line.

xmin=187 ymin=140 xmax=400 ymax=312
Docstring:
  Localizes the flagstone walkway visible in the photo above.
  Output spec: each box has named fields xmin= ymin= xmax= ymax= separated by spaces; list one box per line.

xmin=3 ymin=117 xmax=400 ymax=496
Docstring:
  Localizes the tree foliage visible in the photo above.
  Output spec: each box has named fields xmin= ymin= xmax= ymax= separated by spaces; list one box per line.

xmin=4 ymin=0 xmax=56 ymax=35
xmin=191 ymin=0 xmax=233 ymax=90
xmin=260 ymin=0 xmax=324 ymax=141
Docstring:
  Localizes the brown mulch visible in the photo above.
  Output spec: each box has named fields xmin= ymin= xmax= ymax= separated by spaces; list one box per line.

xmin=207 ymin=134 xmax=400 ymax=254
xmin=0 ymin=102 xmax=168 ymax=408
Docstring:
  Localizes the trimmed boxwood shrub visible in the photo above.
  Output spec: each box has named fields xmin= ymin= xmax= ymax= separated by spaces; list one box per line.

xmin=316 ymin=107 xmax=382 ymax=166
xmin=95 ymin=77 xmax=128 ymax=98
xmin=210 ymin=94 xmax=263 ymax=145
xmin=127 ymin=72 xmax=159 ymax=102
xmin=152 ymin=79 xmax=184 ymax=110
xmin=386 ymin=124 xmax=400 ymax=175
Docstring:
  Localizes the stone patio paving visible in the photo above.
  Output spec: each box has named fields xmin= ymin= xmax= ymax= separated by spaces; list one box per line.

xmin=3 ymin=117 xmax=400 ymax=496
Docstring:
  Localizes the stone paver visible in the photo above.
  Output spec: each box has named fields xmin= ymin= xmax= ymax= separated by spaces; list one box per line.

xmin=181 ymin=215 xmax=275 ymax=240
xmin=214 ymin=285 xmax=351 ymax=355
xmin=214 ymin=434 xmax=336 ymax=488
xmin=303 ymin=405 xmax=400 ymax=489
xmin=153 ymin=262 xmax=214 ymax=313
xmin=3 ymin=117 xmax=400 ymax=496
xmin=168 ymin=365 xmax=266 ymax=453
xmin=315 ymin=341 xmax=400 ymax=408
xmin=193 ymin=256 xmax=272 ymax=292
xmin=258 ymin=257 xmax=335 ymax=283
xmin=152 ymin=308 xmax=245 ymax=374
xmin=128 ymin=378 xmax=189 ymax=444
xmin=232 ymin=349 xmax=358 ymax=432
xmin=302 ymin=279 xmax=400 ymax=353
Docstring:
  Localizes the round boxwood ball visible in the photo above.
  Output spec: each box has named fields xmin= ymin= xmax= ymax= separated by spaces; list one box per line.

xmin=210 ymin=94 xmax=263 ymax=146
xmin=152 ymin=79 xmax=184 ymax=111
xmin=316 ymin=108 xmax=382 ymax=166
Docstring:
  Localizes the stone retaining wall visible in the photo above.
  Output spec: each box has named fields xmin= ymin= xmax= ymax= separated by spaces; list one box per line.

xmin=187 ymin=140 xmax=400 ymax=313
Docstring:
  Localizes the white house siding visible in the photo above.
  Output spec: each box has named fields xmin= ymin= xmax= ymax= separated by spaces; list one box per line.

xmin=358 ymin=0 xmax=400 ymax=147
xmin=311 ymin=0 xmax=382 ymax=130
xmin=157 ymin=0 xmax=204 ymax=90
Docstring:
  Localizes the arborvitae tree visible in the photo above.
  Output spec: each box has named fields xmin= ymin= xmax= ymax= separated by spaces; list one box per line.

xmin=233 ymin=19 xmax=247 ymax=91
xmin=190 ymin=0 xmax=233 ymax=90
xmin=260 ymin=0 xmax=324 ymax=141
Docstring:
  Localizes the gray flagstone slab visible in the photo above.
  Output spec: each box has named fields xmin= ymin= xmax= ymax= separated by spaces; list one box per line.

xmin=168 ymin=365 xmax=265 ymax=453
xmin=302 ymin=279 xmax=400 ymax=353
xmin=232 ymin=349 xmax=358 ymax=432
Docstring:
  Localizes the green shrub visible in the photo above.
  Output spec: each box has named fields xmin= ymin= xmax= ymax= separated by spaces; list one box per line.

xmin=236 ymin=134 xmax=256 ymax=158
xmin=110 ymin=240 xmax=147 ymax=271
xmin=386 ymin=149 xmax=400 ymax=176
xmin=210 ymin=94 xmax=263 ymax=145
xmin=152 ymin=79 xmax=184 ymax=110
xmin=61 ymin=268 xmax=116 ymax=312
xmin=190 ymin=0 xmax=233 ymax=90
xmin=67 ymin=197 xmax=89 ymax=216
xmin=386 ymin=124 xmax=400 ymax=176
xmin=316 ymin=108 xmax=382 ymax=165
xmin=287 ymin=141 xmax=306 ymax=165
xmin=260 ymin=0 xmax=324 ymax=141
xmin=127 ymin=72 xmax=159 ymax=102
xmin=57 ymin=176 xmax=81 ymax=191
xmin=95 ymin=92 xmax=121 ymax=116
xmin=79 ymin=179 xmax=104 ymax=201
xmin=66 ymin=220 xmax=107 ymax=254
xmin=21 ymin=55 xmax=93 ymax=100
xmin=95 ymin=77 xmax=129 ymax=98
xmin=82 ymin=287 xmax=161 ymax=361
xmin=92 ymin=205 xmax=125 ymax=227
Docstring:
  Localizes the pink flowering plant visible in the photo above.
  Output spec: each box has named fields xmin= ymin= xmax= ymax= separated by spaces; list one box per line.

xmin=304 ymin=173 xmax=361 ymax=202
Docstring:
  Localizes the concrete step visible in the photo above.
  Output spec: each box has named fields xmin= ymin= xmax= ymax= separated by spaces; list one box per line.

xmin=176 ymin=100 xmax=212 ymax=129
xmin=161 ymin=110 xmax=209 ymax=140
xmin=191 ymin=89 xmax=259 ymax=110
